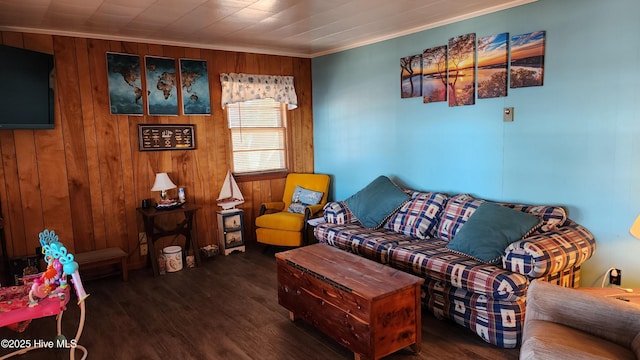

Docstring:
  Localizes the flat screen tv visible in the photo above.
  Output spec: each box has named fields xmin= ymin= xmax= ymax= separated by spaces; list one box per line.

xmin=0 ymin=44 xmax=55 ymax=129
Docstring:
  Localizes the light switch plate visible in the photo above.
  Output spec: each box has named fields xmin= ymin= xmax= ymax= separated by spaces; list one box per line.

xmin=503 ymin=107 xmax=514 ymax=122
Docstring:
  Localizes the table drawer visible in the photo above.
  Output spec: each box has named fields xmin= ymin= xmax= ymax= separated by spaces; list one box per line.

xmin=278 ymin=267 xmax=371 ymax=355
xmin=277 ymin=258 xmax=371 ymax=321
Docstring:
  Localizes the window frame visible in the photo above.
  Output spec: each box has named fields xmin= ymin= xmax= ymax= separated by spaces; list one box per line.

xmin=224 ymin=98 xmax=292 ymax=181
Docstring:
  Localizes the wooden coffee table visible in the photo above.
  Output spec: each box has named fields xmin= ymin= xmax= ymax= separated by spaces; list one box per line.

xmin=275 ymin=244 xmax=424 ymax=360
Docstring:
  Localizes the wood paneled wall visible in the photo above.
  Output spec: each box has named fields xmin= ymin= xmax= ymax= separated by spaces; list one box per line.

xmin=0 ymin=31 xmax=314 ymax=269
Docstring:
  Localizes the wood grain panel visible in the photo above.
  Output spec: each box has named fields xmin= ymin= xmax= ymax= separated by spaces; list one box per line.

xmin=0 ymin=31 xmax=313 ymax=268
xmin=54 ymin=36 xmax=94 ymax=253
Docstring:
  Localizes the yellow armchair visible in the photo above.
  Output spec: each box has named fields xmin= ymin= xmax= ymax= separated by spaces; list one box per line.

xmin=255 ymin=173 xmax=330 ymax=247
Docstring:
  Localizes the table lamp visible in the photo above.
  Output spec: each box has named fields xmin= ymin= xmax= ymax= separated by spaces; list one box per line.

xmin=151 ymin=172 xmax=176 ymax=201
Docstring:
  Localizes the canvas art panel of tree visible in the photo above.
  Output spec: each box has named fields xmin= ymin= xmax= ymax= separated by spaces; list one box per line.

xmin=510 ymin=30 xmax=546 ymax=88
xmin=422 ymin=45 xmax=448 ymax=104
xmin=400 ymin=54 xmax=422 ymax=98
xmin=448 ymin=33 xmax=476 ymax=107
xmin=478 ymin=33 xmax=509 ymax=99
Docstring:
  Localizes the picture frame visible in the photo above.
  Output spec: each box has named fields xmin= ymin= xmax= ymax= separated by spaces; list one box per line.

xmin=138 ymin=124 xmax=196 ymax=151
xmin=179 ymin=58 xmax=211 ymax=115
xmin=144 ymin=56 xmax=178 ymax=115
xmin=510 ymin=30 xmax=546 ymax=88
xmin=106 ymin=52 xmax=143 ymax=115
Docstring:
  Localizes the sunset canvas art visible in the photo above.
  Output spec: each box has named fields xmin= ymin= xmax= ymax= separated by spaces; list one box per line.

xmin=510 ymin=31 xmax=546 ymax=88
xmin=478 ymin=33 xmax=509 ymax=99
xmin=400 ymin=54 xmax=422 ymax=98
xmin=422 ymin=45 xmax=447 ymax=103
xmin=448 ymin=33 xmax=476 ymax=107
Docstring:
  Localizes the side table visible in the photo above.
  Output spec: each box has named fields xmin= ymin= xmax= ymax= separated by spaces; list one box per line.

xmin=576 ymin=287 xmax=640 ymax=305
xmin=137 ymin=203 xmax=202 ymax=276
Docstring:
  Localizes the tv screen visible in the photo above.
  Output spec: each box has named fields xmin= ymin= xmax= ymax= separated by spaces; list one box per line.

xmin=0 ymin=45 xmax=55 ymax=129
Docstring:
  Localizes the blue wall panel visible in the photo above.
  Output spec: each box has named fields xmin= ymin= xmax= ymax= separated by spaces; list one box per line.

xmin=312 ymin=0 xmax=640 ymax=287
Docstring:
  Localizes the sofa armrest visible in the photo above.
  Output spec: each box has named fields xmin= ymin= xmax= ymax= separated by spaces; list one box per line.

xmin=524 ymin=280 xmax=640 ymax=355
xmin=503 ymin=221 xmax=596 ymax=278
xmin=322 ymin=201 xmax=357 ymax=224
xmin=259 ymin=202 xmax=285 ymax=215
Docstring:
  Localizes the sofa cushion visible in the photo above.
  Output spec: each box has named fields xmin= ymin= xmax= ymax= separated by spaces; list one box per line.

xmin=344 ymin=176 xmax=410 ymax=229
xmin=323 ymin=201 xmax=357 ymax=224
xmin=445 ymin=202 xmax=541 ymax=264
xmin=314 ymin=222 xmax=422 ymax=264
xmin=384 ymin=191 xmax=448 ymax=239
xmin=387 ymin=239 xmax=529 ymax=301
xmin=436 ymin=194 xmax=485 ymax=241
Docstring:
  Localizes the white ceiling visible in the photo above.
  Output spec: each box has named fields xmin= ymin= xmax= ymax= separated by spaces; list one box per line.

xmin=0 ymin=0 xmax=535 ymax=58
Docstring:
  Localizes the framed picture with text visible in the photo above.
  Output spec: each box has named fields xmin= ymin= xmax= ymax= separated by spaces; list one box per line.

xmin=138 ymin=124 xmax=196 ymax=151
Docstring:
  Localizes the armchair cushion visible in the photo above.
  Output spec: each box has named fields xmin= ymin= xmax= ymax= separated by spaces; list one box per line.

xmin=288 ymin=186 xmax=324 ymax=214
xmin=344 ymin=176 xmax=409 ymax=229
xmin=255 ymin=212 xmax=305 ymax=231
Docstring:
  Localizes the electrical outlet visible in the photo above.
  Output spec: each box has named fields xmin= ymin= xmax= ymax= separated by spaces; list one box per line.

xmin=503 ymin=107 xmax=514 ymax=122
xmin=610 ymin=268 xmax=621 ymax=285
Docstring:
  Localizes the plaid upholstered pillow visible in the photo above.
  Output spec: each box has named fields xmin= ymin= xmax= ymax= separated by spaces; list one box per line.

xmin=384 ymin=191 xmax=448 ymax=239
xmin=436 ymin=194 xmax=485 ymax=241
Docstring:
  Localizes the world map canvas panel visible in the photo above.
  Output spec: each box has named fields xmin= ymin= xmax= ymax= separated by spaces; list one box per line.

xmin=145 ymin=56 xmax=178 ymax=115
xmin=106 ymin=52 xmax=143 ymax=115
xmin=179 ymin=59 xmax=211 ymax=115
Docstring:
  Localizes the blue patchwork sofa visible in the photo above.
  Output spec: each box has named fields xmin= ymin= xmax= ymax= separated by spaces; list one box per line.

xmin=313 ymin=189 xmax=596 ymax=349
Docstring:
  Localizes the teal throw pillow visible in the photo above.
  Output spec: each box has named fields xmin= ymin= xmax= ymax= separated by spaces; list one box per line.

xmin=446 ymin=202 xmax=541 ymax=264
xmin=288 ymin=186 xmax=324 ymax=214
xmin=344 ymin=176 xmax=410 ymax=229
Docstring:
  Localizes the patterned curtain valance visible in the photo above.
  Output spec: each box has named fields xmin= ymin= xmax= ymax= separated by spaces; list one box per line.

xmin=219 ymin=73 xmax=298 ymax=110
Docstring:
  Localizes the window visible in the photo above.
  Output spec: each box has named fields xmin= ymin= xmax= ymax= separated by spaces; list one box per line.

xmin=226 ymin=98 xmax=289 ymax=174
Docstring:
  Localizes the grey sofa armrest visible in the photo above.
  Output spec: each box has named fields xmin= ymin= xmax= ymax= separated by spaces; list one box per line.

xmin=522 ymin=280 xmax=640 ymax=359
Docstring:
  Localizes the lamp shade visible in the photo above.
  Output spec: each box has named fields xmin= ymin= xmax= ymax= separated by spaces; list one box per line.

xmin=151 ymin=173 xmax=176 ymax=192
xmin=630 ymin=215 xmax=640 ymax=239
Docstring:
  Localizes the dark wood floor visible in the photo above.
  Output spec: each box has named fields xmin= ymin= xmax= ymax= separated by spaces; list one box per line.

xmin=0 ymin=244 xmax=520 ymax=359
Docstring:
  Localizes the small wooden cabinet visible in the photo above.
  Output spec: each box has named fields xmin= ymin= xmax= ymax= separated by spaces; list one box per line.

xmin=217 ymin=209 xmax=245 ymax=255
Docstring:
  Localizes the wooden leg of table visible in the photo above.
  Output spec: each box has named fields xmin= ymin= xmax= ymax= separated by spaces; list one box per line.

xmin=142 ymin=217 xmax=159 ymax=277
xmin=288 ymin=311 xmax=298 ymax=321
xmin=184 ymin=210 xmax=201 ymax=267
xmin=121 ymin=256 xmax=129 ymax=281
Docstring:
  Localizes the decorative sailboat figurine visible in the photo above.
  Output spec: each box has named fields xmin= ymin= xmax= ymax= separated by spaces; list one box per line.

xmin=217 ymin=170 xmax=244 ymax=210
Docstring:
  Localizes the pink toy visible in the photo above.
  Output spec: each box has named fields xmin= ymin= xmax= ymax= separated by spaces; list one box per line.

xmin=0 ymin=229 xmax=89 ymax=360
